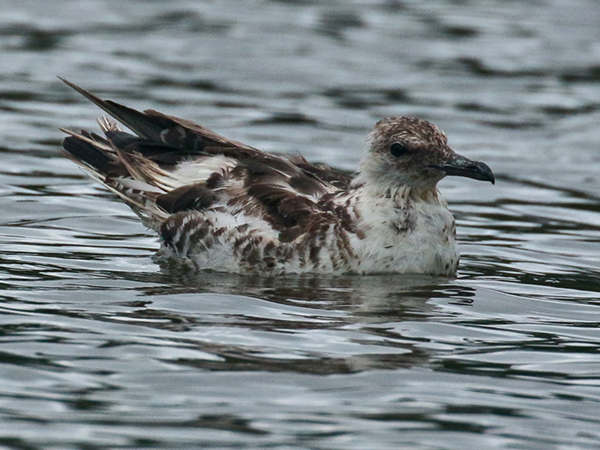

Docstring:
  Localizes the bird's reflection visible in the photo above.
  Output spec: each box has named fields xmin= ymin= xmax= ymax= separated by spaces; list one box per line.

xmin=100 ymin=266 xmax=478 ymax=375
xmin=140 ymin=265 xmax=476 ymax=319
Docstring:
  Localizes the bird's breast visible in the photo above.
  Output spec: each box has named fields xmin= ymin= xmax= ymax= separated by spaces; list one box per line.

xmin=351 ymin=196 xmax=459 ymax=275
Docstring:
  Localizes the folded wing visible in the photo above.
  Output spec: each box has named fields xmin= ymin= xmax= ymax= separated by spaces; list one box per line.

xmin=60 ymin=79 xmax=352 ymax=241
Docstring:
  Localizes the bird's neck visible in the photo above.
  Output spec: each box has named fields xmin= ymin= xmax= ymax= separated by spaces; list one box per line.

xmin=350 ymin=174 xmax=441 ymax=205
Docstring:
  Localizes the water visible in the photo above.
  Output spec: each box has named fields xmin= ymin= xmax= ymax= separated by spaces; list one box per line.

xmin=1 ymin=0 xmax=600 ymax=448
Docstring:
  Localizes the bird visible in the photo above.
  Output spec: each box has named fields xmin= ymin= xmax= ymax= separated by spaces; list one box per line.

xmin=59 ymin=78 xmax=494 ymax=276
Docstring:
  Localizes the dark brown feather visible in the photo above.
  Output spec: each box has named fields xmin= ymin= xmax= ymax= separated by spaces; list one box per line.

xmin=287 ymin=155 xmax=352 ymax=191
xmin=60 ymin=79 xmax=257 ymax=166
xmin=156 ymin=184 xmax=217 ymax=214
xmin=61 ymin=79 xmax=358 ymax=248
xmin=59 ymin=78 xmax=173 ymax=141
xmin=244 ymin=184 xmax=315 ymax=229
xmin=63 ymin=135 xmax=113 ymax=173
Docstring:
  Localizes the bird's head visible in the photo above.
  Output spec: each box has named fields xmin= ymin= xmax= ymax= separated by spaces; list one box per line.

xmin=356 ymin=117 xmax=494 ymax=196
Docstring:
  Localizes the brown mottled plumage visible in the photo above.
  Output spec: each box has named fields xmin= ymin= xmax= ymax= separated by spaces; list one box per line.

xmin=59 ymin=79 xmax=494 ymax=275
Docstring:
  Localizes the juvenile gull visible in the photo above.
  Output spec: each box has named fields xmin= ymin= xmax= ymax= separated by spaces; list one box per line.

xmin=59 ymin=79 xmax=494 ymax=275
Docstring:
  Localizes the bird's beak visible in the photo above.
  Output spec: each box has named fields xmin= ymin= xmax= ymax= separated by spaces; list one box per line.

xmin=430 ymin=153 xmax=495 ymax=184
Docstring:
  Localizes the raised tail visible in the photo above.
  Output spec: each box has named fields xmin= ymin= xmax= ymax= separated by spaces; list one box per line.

xmin=61 ymin=121 xmax=171 ymax=228
xmin=59 ymin=79 xmax=265 ymax=229
xmin=58 ymin=79 xmax=194 ymax=228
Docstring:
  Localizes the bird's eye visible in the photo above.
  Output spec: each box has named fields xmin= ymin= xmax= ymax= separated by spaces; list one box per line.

xmin=390 ymin=143 xmax=408 ymax=157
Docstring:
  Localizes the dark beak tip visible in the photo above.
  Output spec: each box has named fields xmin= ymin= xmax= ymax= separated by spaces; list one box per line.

xmin=480 ymin=163 xmax=495 ymax=185
xmin=431 ymin=156 xmax=495 ymax=185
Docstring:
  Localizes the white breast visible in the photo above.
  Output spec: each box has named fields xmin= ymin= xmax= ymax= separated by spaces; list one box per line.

xmin=350 ymin=191 xmax=459 ymax=275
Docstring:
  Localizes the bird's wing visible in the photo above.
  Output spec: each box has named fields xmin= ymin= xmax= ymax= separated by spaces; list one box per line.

xmin=60 ymin=79 xmax=353 ymax=237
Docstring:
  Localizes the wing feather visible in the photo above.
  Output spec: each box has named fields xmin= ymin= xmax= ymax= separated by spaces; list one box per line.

xmin=60 ymin=79 xmax=354 ymax=242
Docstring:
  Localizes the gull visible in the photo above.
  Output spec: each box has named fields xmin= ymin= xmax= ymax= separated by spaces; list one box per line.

xmin=59 ymin=78 xmax=494 ymax=275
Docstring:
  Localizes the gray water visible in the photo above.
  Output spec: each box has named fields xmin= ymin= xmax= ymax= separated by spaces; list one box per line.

xmin=1 ymin=0 xmax=600 ymax=448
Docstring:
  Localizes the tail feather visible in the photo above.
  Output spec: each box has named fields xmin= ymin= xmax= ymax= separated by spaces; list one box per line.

xmin=58 ymin=78 xmax=264 ymax=158
xmin=62 ymin=135 xmax=114 ymax=174
xmin=61 ymin=127 xmax=171 ymax=226
xmin=58 ymin=77 xmax=170 ymax=141
xmin=58 ymin=78 xmax=252 ymax=210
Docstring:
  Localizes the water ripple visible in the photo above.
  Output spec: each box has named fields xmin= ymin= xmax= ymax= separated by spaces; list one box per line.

xmin=1 ymin=0 xmax=600 ymax=448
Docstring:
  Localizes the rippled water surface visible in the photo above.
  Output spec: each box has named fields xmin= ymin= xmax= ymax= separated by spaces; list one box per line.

xmin=2 ymin=0 xmax=600 ymax=448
